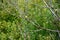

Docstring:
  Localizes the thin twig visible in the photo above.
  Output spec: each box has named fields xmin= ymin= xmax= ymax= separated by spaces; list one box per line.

xmin=43 ymin=0 xmax=60 ymax=20
xmin=20 ymin=16 xmax=60 ymax=33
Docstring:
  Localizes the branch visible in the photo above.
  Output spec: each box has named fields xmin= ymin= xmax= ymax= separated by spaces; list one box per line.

xmin=29 ymin=28 xmax=60 ymax=33
xmin=20 ymin=16 xmax=60 ymax=33
xmin=43 ymin=0 xmax=60 ymax=20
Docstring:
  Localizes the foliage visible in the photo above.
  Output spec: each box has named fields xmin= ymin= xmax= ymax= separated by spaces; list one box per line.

xmin=0 ymin=0 xmax=60 ymax=40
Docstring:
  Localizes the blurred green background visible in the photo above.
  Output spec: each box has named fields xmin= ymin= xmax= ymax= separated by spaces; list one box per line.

xmin=0 ymin=0 xmax=60 ymax=40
